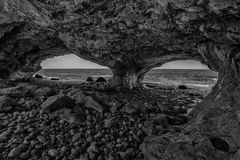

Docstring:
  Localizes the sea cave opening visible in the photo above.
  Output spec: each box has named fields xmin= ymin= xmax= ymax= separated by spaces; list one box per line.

xmin=37 ymin=54 xmax=112 ymax=82
xmin=144 ymin=60 xmax=218 ymax=97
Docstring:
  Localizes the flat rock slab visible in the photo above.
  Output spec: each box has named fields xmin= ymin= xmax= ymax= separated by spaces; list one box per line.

xmin=0 ymin=85 xmax=28 ymax=98
xmin=84 ymin=96 xmax=104 ymax=113
xmin=0 ymin=95 xmax=17 ymax=113
xmin=41 ymin=94 xmax=75 ymax=112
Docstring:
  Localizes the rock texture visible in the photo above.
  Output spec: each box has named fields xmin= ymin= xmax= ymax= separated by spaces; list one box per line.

xmin=1 ymin=0 xmax=240 ymax=159
xmin=1 ymin=0 xmax=239 ymax=88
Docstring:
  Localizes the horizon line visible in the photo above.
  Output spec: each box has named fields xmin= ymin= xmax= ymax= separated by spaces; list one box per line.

xmin=41 ymin=68 xmax=211 ymax=70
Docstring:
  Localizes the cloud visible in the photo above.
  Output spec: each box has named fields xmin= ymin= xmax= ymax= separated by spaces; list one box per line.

xmin=41 ymin=55 xmax=209 ymax=70
xmin=41 ymin=54 xmax=107 ymax=69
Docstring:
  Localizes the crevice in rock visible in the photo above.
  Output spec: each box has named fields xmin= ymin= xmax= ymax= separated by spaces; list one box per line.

xmin=210 ymin=137 xmax=230 ymax=152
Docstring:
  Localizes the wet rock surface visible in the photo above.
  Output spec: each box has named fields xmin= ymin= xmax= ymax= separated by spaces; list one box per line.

xmin=0 ymin=80 xmax=204 ymax=160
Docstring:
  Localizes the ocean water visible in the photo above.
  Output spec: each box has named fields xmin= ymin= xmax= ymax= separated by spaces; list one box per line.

xmin=38 ymin=69 xmax=218 ymax=88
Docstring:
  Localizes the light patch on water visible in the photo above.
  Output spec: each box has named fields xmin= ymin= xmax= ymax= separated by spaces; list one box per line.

xmin=91 ymin=75 xmax=112 ymax=78
xmin=186 ymin=84 xmax=210 ymax=88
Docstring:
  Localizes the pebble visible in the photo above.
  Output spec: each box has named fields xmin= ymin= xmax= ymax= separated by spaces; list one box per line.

xmin=8 ymin=147 xmax=22 ymax=157
xmin=0 ymin=130 xmax=11 ymax=139
xmin=71 ymin=147 xmax=80 ymax=157
xmin=94 ymin=132 xmax=102 ymax=139
xmin=61 ymin=146 xmax=68 ymax=154
xmin=119 ymin=148 xmax=134 ymax=159
xmin=48 ymin=149 xmax=58 ymax=157
xmin=87 ymin=142 xmax=99 ymax=154
xmin=72 ymin=133 xmax=82 ymax=142
xmin=37 ymin=135 xmax=46 ymax=143
xmin=0 ymin=82 xmax=201 ymax=159
xmin=116 ymin=138 xmax=121 ymax=143
xmin=21 ymin=152 xmax=30 ymax=159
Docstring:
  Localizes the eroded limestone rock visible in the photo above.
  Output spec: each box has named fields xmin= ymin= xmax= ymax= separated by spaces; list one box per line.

xmin=1 ymin=0 xmax=240 ymax=89
xmin=1 ymin=0 xmax=240 ymax=159
xmin=41 ymin=94 xmax=75 ymax=111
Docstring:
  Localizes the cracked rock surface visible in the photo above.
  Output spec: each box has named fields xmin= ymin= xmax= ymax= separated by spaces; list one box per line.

xmin=1 ymin=0 xmax=240 ymax=159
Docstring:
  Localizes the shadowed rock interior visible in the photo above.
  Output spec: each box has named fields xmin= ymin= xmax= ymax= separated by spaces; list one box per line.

xmin=1 ymin=0 xmax=240 ymax=159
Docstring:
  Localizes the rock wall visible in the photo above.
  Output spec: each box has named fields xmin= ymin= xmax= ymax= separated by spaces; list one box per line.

xmin=3 ymin=0 xmax=239 ymax=86
xmin=1 ymin=1 xmax=240 ymax=159
xmin=1 ymin=0 xmax=239 ymax=87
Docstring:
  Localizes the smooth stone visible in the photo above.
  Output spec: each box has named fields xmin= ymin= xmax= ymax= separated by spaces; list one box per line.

xmin=120 ymin=102 xmax=139 ymax=114
xmin=94 ymin=132 xmax=102 ymax=139
xmin=8 ymin=147 xmax=22 ymax=157
xmin=50 ymin=77 xmax=59 ymax=81
xmin=0 ymin=95 xmax=16 ymax=113
xmin=119 ymin=148 xmax=134 ymax=159
xmin=87 ymin=142 xmax=99 ymax=154
xmin=109 ymin=102 xmax=121 ymax=114
xmin=37 ymin=135 xmax=46 ymax=143
xmin=178 ymin=85 xmax=188 ymax=90
xmin=34 ymin=87 xmax=52 ymax=97
xmin=0 ymin=85 xmax=29 ymax=98
xmin=86 ymin=77 xmax=94 ymax=82
xmin=96 ymin=77 xmax=107 ymax=83
xmin=48 ymin=149 xmax=59 ymax=157
xmin=71 ymin=147 xmax=81 ymax=156
xmin=61 ymin=146 xmax=68 ymax=154
xmin=33 ymin=74 xmax=43 ymax=78
xmin=72 ymin=133 xmax=82 ymax=143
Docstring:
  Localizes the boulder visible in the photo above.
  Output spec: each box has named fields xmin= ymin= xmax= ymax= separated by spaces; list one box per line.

xmin=34 ymin=87 xmax=53 ymax=97
xmin=142 ymin=114 xmax=168 ymax=136
xmin=33 ymin=74 xmax=43 ymax=78
xmin=164 ymin=141 xmax=232 ymax=160
xmin=0 ymin=85 xmax=29 ymax=98
xmin=41 ymin=94 xmax=75 ymax=112
xmin=86 ymin=77 xmax=94 ymax=82
xmin=0 ymin=95 xmax=17 ymax=113
xmin=0 ymin=82 xmax=10 ymax=89
xmin=120 ymin=103 xmax=138 ymax=114
xmin=166 ymin=115 xmax=190 ymax=125
xmin=140 ymin=136 xmax=173 ymax=160
xmin=53 ymin=108 xmax=76 ymax=123
xmin=50 ymin=77 xmax=59 ymax=81
xmin=84 ymin=96 xmax=104 ymax=113
xmin=68 ymin=88 xmax=104 ymax=113
xmin=108 ymin=102 xmax=121 ymax=114
xmin=96 ymin=77 xmax=107 ymax=83
xmin=118 ymin=148 xmax=134 ymax=160
xmin=8 ymin=146 xmax=22 ymax=158
xmin=178 ymin=85 xmax=188 ymax=90
xmin=157 ymin=102 xmax=170 ymax=113
xmin=68 ymin=89 xmax=86 ymax=104
xmin=72 ymin=104 xmax=86 ymax=122
xmin=104 ymin=117 xmax=118 ymax=128
xmin=1 ymin=1 xmax=240 ymax=159
xmin=120 ymin=101 xmax=145 ymax=114
xmin=0 ymin=68 xmax=10 ymax=79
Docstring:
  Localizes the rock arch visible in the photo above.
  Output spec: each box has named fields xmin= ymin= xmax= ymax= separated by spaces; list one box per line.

xmin=1 ymin=0 xmax=240 ymax=159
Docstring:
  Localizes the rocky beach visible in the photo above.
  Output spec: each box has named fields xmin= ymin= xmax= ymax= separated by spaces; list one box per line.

xmin=0 ymin=79 xmax=203 ymax=160
xmin=1 ymin=0 xmax=240 ymax=159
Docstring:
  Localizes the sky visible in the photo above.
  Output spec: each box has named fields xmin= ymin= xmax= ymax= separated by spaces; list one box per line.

xmin=41 ymin=54 xmax=209 ymax=69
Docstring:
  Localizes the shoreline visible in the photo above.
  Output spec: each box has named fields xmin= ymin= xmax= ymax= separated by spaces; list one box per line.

xmin=0 ymin=79 xmax=204 ymax=159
